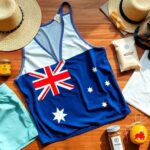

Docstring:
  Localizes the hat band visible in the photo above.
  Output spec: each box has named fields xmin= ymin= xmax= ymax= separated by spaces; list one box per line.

xmin=0 ymin=6 xmax=24 ymax=34
xmin=119 ymin=0 xmax=144 ymax=24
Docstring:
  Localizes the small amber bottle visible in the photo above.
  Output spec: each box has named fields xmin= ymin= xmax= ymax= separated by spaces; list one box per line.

xmin=107 ymin=125 xmax=125 ymax=150
xmin=0 ymin=59 xmax=11 ymax=76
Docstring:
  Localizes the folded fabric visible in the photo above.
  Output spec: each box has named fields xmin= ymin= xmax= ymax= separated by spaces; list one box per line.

xmin=123 ymin=51 xmax=150 ymax=116
xmin=0 ymin=84 xmax=38 ymax=150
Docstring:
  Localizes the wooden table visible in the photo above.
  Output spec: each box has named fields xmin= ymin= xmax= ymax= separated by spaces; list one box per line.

xmin=0 ymin=0 xmax=150 ymax=149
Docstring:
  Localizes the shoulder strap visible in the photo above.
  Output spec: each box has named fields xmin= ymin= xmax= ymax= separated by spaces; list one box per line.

xmin=56 ymin=1 xmax=93 ymax=60
xmin=58 ymin=2 xmax=72 ymax=16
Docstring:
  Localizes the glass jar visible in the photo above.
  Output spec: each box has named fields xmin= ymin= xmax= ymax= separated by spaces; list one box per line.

xmin=0 ymin=59 xmax=11 ymax=76
xmin=107 ymin=125 xmax=125 ymax=150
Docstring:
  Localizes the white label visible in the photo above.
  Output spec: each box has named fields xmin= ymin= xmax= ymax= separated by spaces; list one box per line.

xmin=111 ymin=136 xmax=123 ymax=150
xmin=54 ymin=14 xmax=61 ymax=23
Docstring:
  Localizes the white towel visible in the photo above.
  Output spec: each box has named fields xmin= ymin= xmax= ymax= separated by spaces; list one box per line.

xmin=123 ymin=50 xmax=150 ymax=116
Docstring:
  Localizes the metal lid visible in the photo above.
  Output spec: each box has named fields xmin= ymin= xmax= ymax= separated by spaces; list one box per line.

xmin=107 ymin=125 xmax=120 ymax=133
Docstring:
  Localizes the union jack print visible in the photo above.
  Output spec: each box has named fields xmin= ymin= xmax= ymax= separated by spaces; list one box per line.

xmin=28 ymin=60 xmax=74 ymax=101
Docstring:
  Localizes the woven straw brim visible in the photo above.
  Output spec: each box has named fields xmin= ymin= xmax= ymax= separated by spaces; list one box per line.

xmin=0 ymin=0 xmax=41 ymax=51
xmin=108 ymin=0 xmax=141 ymax=33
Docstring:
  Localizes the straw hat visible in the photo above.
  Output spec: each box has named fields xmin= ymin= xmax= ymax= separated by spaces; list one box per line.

xmin=108 ymin=0 xmax=150 ymax=33
xmin=0 ymin=0 xmax=41 ymax=51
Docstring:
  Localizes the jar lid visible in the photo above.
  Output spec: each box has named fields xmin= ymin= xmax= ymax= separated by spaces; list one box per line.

xmin=0 ymin=59 xmax=11 ymax=63
xmin=107 ymin=125 xmax=120 ymax=133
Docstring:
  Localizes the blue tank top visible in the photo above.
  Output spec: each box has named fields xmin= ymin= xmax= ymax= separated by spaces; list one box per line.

xmin=16 ymin=2 xmax=130 ymax=144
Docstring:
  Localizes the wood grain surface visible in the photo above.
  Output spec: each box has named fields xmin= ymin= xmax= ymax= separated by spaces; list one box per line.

xmin=0 ymin=0 xmax=150 ymax=150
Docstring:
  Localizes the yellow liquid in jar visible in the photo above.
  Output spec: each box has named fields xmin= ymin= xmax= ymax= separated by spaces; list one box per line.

xmin=0 ymin=63 xmax=11 ymax=76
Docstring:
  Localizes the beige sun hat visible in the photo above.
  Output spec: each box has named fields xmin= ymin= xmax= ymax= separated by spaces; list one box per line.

xmin=0 ymin=0 xmax=41 ymax=51
xmin=108 ymin=0 xmax=150 ymax=33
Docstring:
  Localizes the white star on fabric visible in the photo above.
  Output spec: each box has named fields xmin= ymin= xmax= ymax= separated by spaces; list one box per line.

xmin=105 ymin=80 xmax=110 ymax=86
xmin=92 ymin=67 xmax=97 ymax=73
xmin=102 ymin=102 xmax=107 ymax=108
xmin=52 ymin=108 xmax=67 ymax=124
xmin=88 ymin=87 xmax=93 ymax=93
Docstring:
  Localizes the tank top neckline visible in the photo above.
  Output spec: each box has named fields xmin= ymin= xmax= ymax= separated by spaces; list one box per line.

xmin=33 ymin=2 xmax=104 ymax=63
xmin=33 ymin=3 xmax=71 ymax=63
